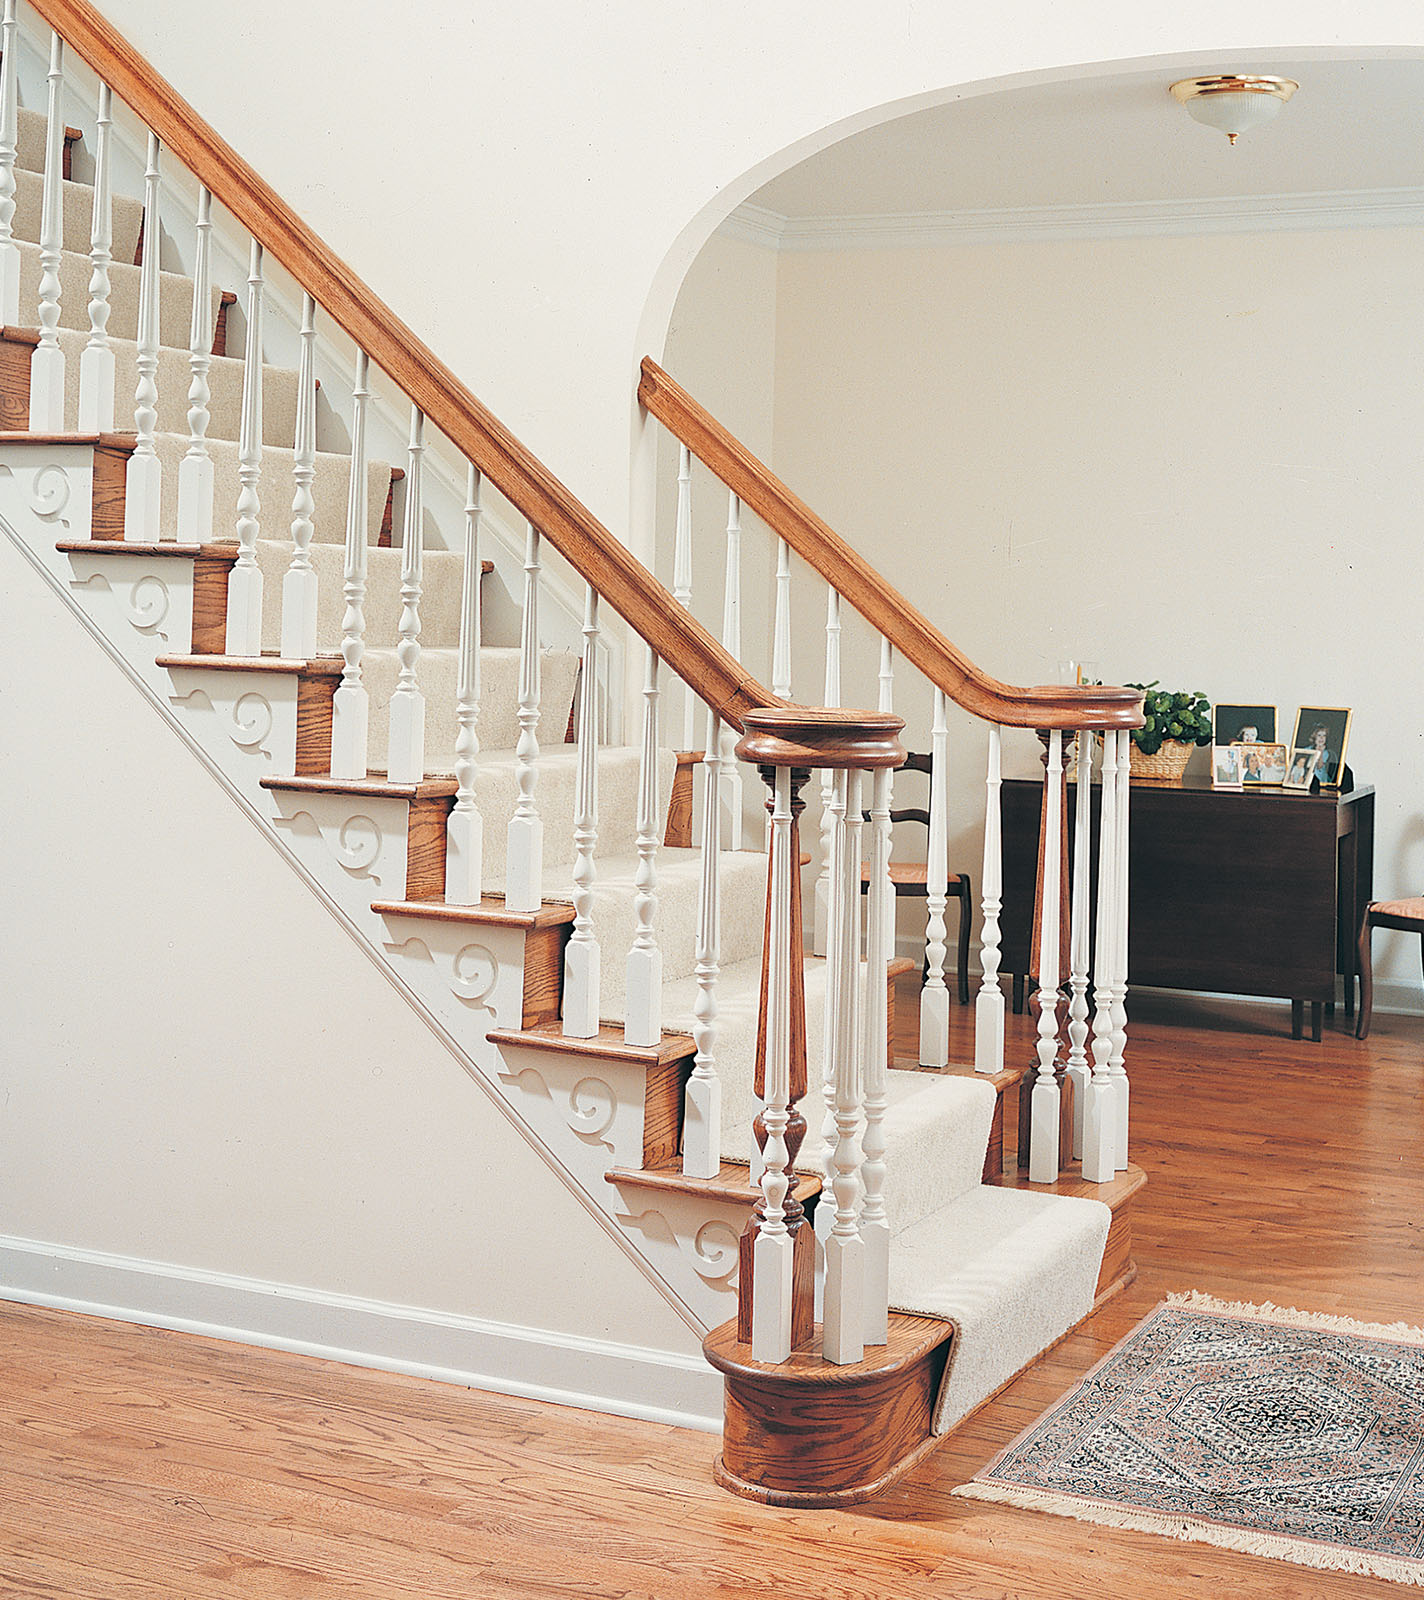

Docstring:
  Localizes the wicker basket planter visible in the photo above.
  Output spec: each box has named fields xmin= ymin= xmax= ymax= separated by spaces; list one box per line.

xmin=1128 ymin=739 xmax=1195 ymax=785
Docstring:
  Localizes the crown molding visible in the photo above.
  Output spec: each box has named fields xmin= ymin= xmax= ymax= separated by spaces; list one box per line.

xmin=721 ymin=186 xmax=1424 ymax=252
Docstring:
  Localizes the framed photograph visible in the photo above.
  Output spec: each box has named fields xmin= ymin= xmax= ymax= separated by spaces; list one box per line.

xmin=1214 ymin=704 xmax=1278 ymax=745
xmin=1239 ymin=741 xmax=1288 ymax=786
xmin=1290 ymin=707 xmax=1351 ymax=788
xmin=1283 ymin=749 xmax=1321 ymax=791
xmin=1211 ymin=745 xmax=1243 ymax=790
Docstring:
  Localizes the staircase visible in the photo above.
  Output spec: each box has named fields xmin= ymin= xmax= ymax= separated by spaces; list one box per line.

xmin=0 ymin=0 xmax=1147 ymax=1507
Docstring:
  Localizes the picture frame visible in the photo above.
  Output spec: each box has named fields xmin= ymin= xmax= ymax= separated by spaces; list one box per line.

xmin=1290 ymin=707 xmax=1351 ymax=788
xmin=1238 ymin=741 xmax=1288 ymax=787
xmin=1213 ymin=704 xmax=1278 ymax=745
xmin=1283 ymin=748 xmax=1321 ymax=791
xmin=1211 ymin=745 xmax=1244 ymax=790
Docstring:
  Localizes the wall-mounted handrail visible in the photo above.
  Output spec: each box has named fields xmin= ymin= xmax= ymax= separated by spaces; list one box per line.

xmin=28 ymin=0 xmax=776 ymax=731
xmin=638 ymin=358 xmax=1144 ymax=733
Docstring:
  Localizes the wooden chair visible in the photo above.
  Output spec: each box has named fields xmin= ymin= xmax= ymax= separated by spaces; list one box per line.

xmin=860 ymin=751 xmax=973 ymax=1004
xmin=1356 ymin=896 xmax=1424 ymax=1039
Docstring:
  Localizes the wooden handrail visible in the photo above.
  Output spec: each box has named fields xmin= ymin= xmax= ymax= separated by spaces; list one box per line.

xmin=639 ymin=359 xmax=1144 ymax=733
xmin=27 ymin=0 xmax=774 ymax=731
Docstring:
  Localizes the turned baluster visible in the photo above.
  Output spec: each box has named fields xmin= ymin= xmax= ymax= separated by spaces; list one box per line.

xmin=860 ymin=759 xmax=894 ymax=1345
xmin=673 ymin=442 xmax=696 ymax=749
xmin=563 ymin=587 xmax=602 ymax=1037
xmin=624 ymin=645 xmax=663 ymax=1048
xmin=1083 ymin=727 xmax=1121 ymax=1182
xmin=28 ymin=34 xmax=65 ymax=431
xmin=505 ymin=520 xmax=544 ymax=913
xmin=175 ymin=185 xmax=215 ymax=541
xmin=76 ymin=83 xmax=115 ymax=431
xmin=224 ymin=240 xmax=265 ymax=649
xmin=1110 ymin=729 xmax=1132 ymax=1169
xmin=330 ymin=352 xmax=371 ymax=779
xmin=717 ymin=491 xmax=743 ymax=849
xmin=386 ymin=407 xmax=427 ymax=782
xmin=1028 ymin=730 xmax=1065 ymax=1182
xmin=920 ymin=687 xmax=951 ymax=1069
xmin=280 ymin=293 xmax=319 ymax=658
xmin=811 ymin=585 xmax=841 ymax=957
xmin=975 ymin=725 xmax=1007 ymax=1074
xmin=681 ymin=699 xmax=723 ymax=1178
xmin=122 ymin=133 xmax=162 ymax=540
xmin=771 ymin=537 xmax=793 ymax=701
xmin=822 ymin=766 xmax=867 ymax=1364
xmin=0 ymin=0 xmax=19 ymax=324
xmin=445 ymin=465 xmax=484 ymax=905
xmin=1065 ymin=730 xmax=1094 ymax=1156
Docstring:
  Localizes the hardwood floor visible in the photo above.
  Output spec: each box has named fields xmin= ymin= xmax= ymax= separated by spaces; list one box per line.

xmin=3 ymin=984 xmax=1420 ymax=1598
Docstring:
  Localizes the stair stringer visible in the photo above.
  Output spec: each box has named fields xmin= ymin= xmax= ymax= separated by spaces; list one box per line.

xmin=0 ymin=441 xmax=746 ymax=1338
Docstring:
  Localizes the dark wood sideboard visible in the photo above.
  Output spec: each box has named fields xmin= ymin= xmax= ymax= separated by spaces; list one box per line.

xmin=1000 ymin=776 xmax=1375 ymax=1040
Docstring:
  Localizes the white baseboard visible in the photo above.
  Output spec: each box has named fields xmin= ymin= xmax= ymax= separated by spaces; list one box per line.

xmin=0 ymin=1234 xmax=722 ymax=1432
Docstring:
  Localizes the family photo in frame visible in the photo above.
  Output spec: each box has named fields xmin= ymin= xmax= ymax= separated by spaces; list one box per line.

xmin=1207 ymin=701 xmax=1352 ymax=790
xmin=1214 ymin=704 xmax=1278 ymax=746
xmin=1290 ymin=706 xmax=1350 ymax=788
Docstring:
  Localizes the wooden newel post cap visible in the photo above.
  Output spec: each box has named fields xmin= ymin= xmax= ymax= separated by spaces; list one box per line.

xmin=735 ymin=707 xmax=906 ymax=770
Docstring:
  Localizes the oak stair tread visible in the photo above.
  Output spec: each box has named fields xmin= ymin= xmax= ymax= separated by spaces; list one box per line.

xmin=371 ymin=894 xmax=574 ymax=930
xmin=606 ymin=1159 xmax=818 ymax=1207
xmin=488 ymin=1021 xmax=695 ymax=1068
xmin=259 ymin=772 xmax=459 ymax=801
xmin=705 ymin=1310 xmax=952 ymax=1384
xmin=56 ymin=538 xmax=237 ymax=561
xmin=157 ymin=652 xmax=344 ymax=676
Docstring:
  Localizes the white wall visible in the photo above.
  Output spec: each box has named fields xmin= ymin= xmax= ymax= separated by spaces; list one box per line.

xmin=666 ymin=222 xmax=1424 ymax=998
xmin=0 ymin=530 xmax=714 ymax=1421
xmin=84 ymin=0 xmax=1424 ymax=559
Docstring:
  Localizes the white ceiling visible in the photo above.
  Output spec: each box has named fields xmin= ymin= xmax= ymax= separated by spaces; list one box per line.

xmin=749 ymin=57 xmax=1424 ymax=222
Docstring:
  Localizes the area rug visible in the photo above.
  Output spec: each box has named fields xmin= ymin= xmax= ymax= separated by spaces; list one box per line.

xmin=955 ymin=1292 xmax=1424 ymax=1586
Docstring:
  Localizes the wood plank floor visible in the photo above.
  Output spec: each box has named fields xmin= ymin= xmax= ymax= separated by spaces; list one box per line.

xmin=3 ymin=984 xmax=1421 ymax=1598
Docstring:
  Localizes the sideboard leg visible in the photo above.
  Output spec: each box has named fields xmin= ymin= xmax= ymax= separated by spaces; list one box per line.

xmin=1291 ymin=999 xmax=1303 ymax=1040
xmin=1311 ymin=1001 xmax=1323 ymax=1042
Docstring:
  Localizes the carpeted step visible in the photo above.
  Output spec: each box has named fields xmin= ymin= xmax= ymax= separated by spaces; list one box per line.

xmin=148 ymin=430 xmax=390 ymax=546
xmin=888 ymin=1183 xmax=1111 ymax=1431
xmin=11 ymin=163 xmax=144 ymax=262
xmin=658 ymin=954 xmax=998 ymax=1215
xmin=358 ymin=646 xmax=581 ymax=766
xmin=48 ymin=326 xmax=298 ymax=446
xmin=16 ymin=105 xmax=75 ymax=175
xmin=16 ymin=237 xmax=223 ymax=349
xmin=254 ymin=541 xmax=469 ymax=654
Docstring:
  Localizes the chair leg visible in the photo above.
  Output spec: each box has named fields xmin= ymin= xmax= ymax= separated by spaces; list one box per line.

xmin=1356 ymin=914 xmax=1374 ymax=1041
xmin=955 ymin=877 xmax=972 ymax=1005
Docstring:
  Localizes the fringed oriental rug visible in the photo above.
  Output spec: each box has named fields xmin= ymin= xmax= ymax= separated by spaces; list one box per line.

xmin=956 ymin=1293 xmax=1424 ymax=1587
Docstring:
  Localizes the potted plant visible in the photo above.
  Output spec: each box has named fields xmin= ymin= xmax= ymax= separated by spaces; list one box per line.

xmin=1126 ymin=682 xmax=1213 ymax=784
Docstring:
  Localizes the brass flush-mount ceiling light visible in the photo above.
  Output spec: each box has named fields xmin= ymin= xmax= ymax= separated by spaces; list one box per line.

xmin=1169 ymin=75 xmax=1299 ymax=145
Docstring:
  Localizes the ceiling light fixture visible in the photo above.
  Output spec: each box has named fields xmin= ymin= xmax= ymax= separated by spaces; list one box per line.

xmin=1169 ymin=75 xmax=1299 ymax=145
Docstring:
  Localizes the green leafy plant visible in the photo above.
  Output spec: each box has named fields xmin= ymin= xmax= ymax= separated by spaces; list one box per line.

xmin=1127 ymin=681 xmax=1213 ymax=756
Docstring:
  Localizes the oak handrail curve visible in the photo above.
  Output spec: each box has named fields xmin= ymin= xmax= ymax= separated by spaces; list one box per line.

xmin=638 ymin=359 xmax=1144 ymax=733
xmin=26 ymin=0 xmax=778 ymax=732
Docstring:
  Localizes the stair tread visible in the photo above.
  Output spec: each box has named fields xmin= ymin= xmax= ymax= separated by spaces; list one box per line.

xmin=489 ymin=1021 xmax=695 ymax=1068
xmin=157 ymin=652 xmax=343 ymax=676
xmin=259 ymin=772 xmax=458 ymax=800
xmin=606 ymin=1159 xmax=819 ymax=1206
xmin=372 ymin=894 xmax=573 ymax=930
xmin=56 ymin=538 xmax=236 ymax=561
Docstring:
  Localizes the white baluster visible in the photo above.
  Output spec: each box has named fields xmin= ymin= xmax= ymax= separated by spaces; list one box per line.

xmin=176 ymin=186 xmax=215 ymax=541
xmin=673 ymin=442 xmax=695 ymax=750
xmin=822 ymin=766 xmax=867 ymax=1365
xmin=505 ymin=521 xmax=544 ymax=913
xmin=682 ymin=704 xmax=723 ymax=1178
xmin=28 ymin=34 xmax=65 ymax=432
xmin=860 ymin=763 xmax=893 ymax=1346
xmin=919 ymin=688 xmax=951 ymax=1069
xmin=1111 ymin=729 xmax=1132 ymax=1170
xmin=330 ymin=352 xmax=371 ymax=779
xmin=750 ymin=765 xmax=795 ymax=1364
xmin=624 ymin=645 xmax=663 ymax=1047
xmin=975 ymin=724 xmax=1007 ymax=1074
xmin=812 ymin=586 xmax=841 ymax=957
xmin=875 ymin=639 xmax=897 ymax=944
xmin=563 ymin=587 xmax=602 ymax=1038
xmin=814 ymin=758 xmax=847 ymax=1253
xmin=121 ymin=133 xmax=163 ymax=540
xmin=280 ymin=293 xmax=318 ymax=658
xmin=76 ymin=83 xmax=115 ymax=431
xmin=1028 ymin=731 xmax=1065 ymax=1182
xmin=224 ymin=240 xmax=265 ymax=650
xmin=386 ymin=407 xmax=427 ymax=782
xmin=771 ymin=537 xmax=792 ymax=701
xmin=0 ymin=0 xmax=19 ymax=325
xmin=445 ymin=465 xmax=484 ymax=905
xmin=1083 ymin=727 xmax=1120 ymax=1183
xmin=1065 ymin=730 xmax=1094 ymax=1157
xmin=717 ymin=491 xmax=743 ymax=850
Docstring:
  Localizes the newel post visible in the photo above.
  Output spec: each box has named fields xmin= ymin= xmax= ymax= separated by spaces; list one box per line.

xmin=733 ymin=707 xmax=905 ymax=1364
